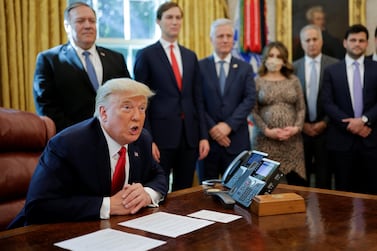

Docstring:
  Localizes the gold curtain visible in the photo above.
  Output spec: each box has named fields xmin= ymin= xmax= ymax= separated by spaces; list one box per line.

xmin=173 ymin=0 xmax=229 ymax=60
xmin=0 ymin=0 xmax=66 ymax=112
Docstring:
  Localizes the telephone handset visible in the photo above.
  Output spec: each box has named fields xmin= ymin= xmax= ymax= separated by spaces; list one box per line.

xmin=203 ymin=150 xmax=284 ymax=208
xmin=202 ymin=150 xmax=267 ymax=188
xmin=222 ymin=150 xmax=251 ymax=186
xmin=222 ymin=150 xmax=268 ymax=189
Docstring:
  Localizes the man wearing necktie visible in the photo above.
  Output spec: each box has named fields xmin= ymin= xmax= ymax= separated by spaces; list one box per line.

xmin=198 ymin=18 xmax=256 ymax=182
xmin=8 ymin=78 xmax=168 ymax=228
xmin=134 ymin=2 xmax=209 ymax=191
xmin=322 ymin=24 xmax=377 ymax=194
xmin=293 ymin=24 xmax=338 ymax=189
xmin=33 ymin=2 xmax=130 ymax=132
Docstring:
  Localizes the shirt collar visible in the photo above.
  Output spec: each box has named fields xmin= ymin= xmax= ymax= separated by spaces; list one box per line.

xmin=305 ymin=53 xmax=321 ymax=64
xmin=70 ymin=42 xmax=96 ymax=56
xmin=159 ymin=38 xmax=178 ymax=50
xmin=213 ymin=53 xmax=231 ymax=64
xmin=100 ymin=123 xmax=127 ymax=158
xmin=345 ymin=54 xmax=364 ymax=66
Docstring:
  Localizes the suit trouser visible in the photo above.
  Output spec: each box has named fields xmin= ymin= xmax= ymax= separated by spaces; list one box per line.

xmin=303 ymin=133 xmax=332 ymax=189
xmin=331 ymin=141 xmax=377 ymax=194
xmin=159 ymin=126 xmax=198 ymax=191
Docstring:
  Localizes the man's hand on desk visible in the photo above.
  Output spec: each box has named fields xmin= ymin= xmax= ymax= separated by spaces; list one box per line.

xmin=110 ymin=183 xmax=152 ymax=215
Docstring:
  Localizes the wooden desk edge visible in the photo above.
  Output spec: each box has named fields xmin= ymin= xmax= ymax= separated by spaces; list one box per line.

xmin=2 ymin=184 xmax=376 ymax=239
xmin=277 ymin=183 xmax=377 ymax=200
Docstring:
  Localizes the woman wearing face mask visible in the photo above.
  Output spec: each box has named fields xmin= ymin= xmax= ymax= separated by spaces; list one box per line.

xmin=251 ymin=41 xmax=307 ymax=186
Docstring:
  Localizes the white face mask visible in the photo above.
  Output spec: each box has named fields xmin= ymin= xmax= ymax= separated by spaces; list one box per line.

xmin=265 ymin=57 xmax=284 ymax=72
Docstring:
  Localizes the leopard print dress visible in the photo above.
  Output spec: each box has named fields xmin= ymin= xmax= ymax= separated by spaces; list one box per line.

xmin=251 ymin=75 xmax=306 ymax=179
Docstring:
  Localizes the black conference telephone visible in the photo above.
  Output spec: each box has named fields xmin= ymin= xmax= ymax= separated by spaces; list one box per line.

xmin=203 ymin=150 xmax=284 ymax=208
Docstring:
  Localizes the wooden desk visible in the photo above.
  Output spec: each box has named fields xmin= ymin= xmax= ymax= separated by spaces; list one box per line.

xmin=1 ymin=184 xmax=377 ymax=250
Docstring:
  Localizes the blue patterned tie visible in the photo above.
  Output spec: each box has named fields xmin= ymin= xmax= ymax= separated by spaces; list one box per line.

xmin=83 ymin=51 xmax=99 ymax=90
xmin=219 ymin=60 xmax=226 ymax=95
xmin=308 ymin=60 xmax=318 ymax=121
xmin=353 ymin=61 xmax=363 ymax=118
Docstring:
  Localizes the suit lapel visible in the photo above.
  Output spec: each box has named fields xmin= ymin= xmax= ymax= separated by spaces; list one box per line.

xmin=157 ymin=42 xmax=181 ymax=92
xmin=64 ymin=43 xmax=85 ymax=71
xmin=97 ymin=47 xmax=107 ymax=84
xmin=64 ymin=43 xmax=96 ymax=92
xmin=296 ymin=59 xmax=306 ymax=90
xmin=127 ymin=143 xmax=141 ymax=182
xmin=207 ymin=56 xmax=222 ymax=97
xmin=224 ymin=57 xmax=239 ymax=95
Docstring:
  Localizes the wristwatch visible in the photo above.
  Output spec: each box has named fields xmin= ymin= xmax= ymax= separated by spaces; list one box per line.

xmin=361 ymin=115 xmax=369 ymax=124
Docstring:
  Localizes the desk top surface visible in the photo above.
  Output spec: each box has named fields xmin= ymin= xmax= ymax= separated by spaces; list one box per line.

xmin=1 ymin=184 xmax=377 ymax=250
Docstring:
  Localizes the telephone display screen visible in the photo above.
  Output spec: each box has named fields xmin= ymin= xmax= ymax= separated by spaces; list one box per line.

xmin=244 ymin=151 xmax=267 ymax=168
xmin=253 ymin=160 xmax=279 ymax=180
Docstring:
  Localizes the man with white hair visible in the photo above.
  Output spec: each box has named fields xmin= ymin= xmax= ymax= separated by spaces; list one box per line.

xmin=9 ymin=78 xmax=167 ymax=228
xmin=198 ymin=18 xmax=256 ymax=182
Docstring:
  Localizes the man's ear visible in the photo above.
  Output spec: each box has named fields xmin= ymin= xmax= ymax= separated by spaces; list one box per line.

xmin=64 ymin=20 xmax=70 ymax=34
xmin=99 ymin=106 xmax=107 ymax=122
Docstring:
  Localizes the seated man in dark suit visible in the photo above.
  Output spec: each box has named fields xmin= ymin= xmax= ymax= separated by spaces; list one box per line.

xmin=8 ymin=78 xmax=168 ymax=228
xmin=34 ymin=2 xmax=130 ymax=132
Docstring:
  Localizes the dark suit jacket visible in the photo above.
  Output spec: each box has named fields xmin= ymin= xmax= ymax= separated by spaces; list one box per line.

xmin=322 ymin=59 xmax=377 ymax=150
xmin=133 ymin=41 xmax=207 ymax=148
xmin=199 ymin=55 xmax=255 ymax=154
xmin=293 ymin=54 xmax=338 ymax=123
xmin=365 ymin=54 xmax=373 ymax=60
xmin=9 ymin=118 xmax=167 ymax=227
xmin=33 ymin=42 xmax=130 ymax=132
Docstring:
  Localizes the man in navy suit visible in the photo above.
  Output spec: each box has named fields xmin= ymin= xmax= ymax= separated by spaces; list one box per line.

xmin=8 ymin=78 xmax=168 ymax=228
xmin=322 ymin=24 xmax=377 ymax=194
xmin=33 ymin=2 xmax=130 ymax=132
xmin=198 ymin=18 xmax=255 ymax=181
xmin=293 ymin=24 xmax=338 ymax=189
xmin=134 ymin=2 xmax=209 ymax=191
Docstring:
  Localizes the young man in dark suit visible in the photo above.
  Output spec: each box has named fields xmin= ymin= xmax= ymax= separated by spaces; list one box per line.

xmin=133 ymin=2 xmax=209 ymax=191
xmin=33 ymin=2 xmax=130 ymax=132
xmin=293 ymin=24 xmax=338 ymax=189
xmin=8 ymin=78 xmax=168 ymax=228
xmin=198 ymin=18 xmax=256 ymax=181
xmin=322 ymin=24 xmax=377 ymax=194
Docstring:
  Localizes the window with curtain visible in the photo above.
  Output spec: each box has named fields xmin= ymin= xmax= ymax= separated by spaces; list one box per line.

xmin=68 ymin=0 xmax=167 ymax=76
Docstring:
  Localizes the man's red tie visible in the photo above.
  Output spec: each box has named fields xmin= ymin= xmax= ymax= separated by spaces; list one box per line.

xmin=111 ymin=146 xmax=126 ymax=195
xmin=170 ymin=44 xmax=182 ymax=91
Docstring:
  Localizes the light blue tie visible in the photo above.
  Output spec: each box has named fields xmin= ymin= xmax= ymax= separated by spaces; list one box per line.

xmin=308 ymin=60 xmax=318 ymax=121
xmin=353 ymin=61 xmax=363 ymax=117
xmin=219 ymin=60 xmax=226 ymax=95
xmin=83 ymin=51 xmax=99 ymax=90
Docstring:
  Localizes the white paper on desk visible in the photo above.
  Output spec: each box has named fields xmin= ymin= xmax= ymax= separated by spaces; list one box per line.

xmin=119 ymin=212 xmax=214 ymax=238
xmin=187 ymin=209 xmax=242 ymax=223
xmin=54 ymin=228 xmax=166 ymax=251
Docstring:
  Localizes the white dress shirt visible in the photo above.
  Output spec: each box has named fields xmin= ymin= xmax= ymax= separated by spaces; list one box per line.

xmin=71 ymin=43 xmax=103 ymax=86
xmin=345 ymin=54 xmax=365 ymax=112
xmin=160 ymin=38 xmax=183 ymax=76
xmin=304 ymin=54 xmax=321 ymax=100
xmin=99 ymin=125 xmax=161 ymax=219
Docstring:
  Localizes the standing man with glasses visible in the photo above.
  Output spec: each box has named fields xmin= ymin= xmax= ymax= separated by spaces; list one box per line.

xmin=293 ymin=24 xmax=338 ymax=189
xmin=134 ymin=2 xmax=209 ymax=191
xmin=322 ymin=24 xmax=377 ymax=194
xmin=33 ymin=2 xmax=130 ymax=132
